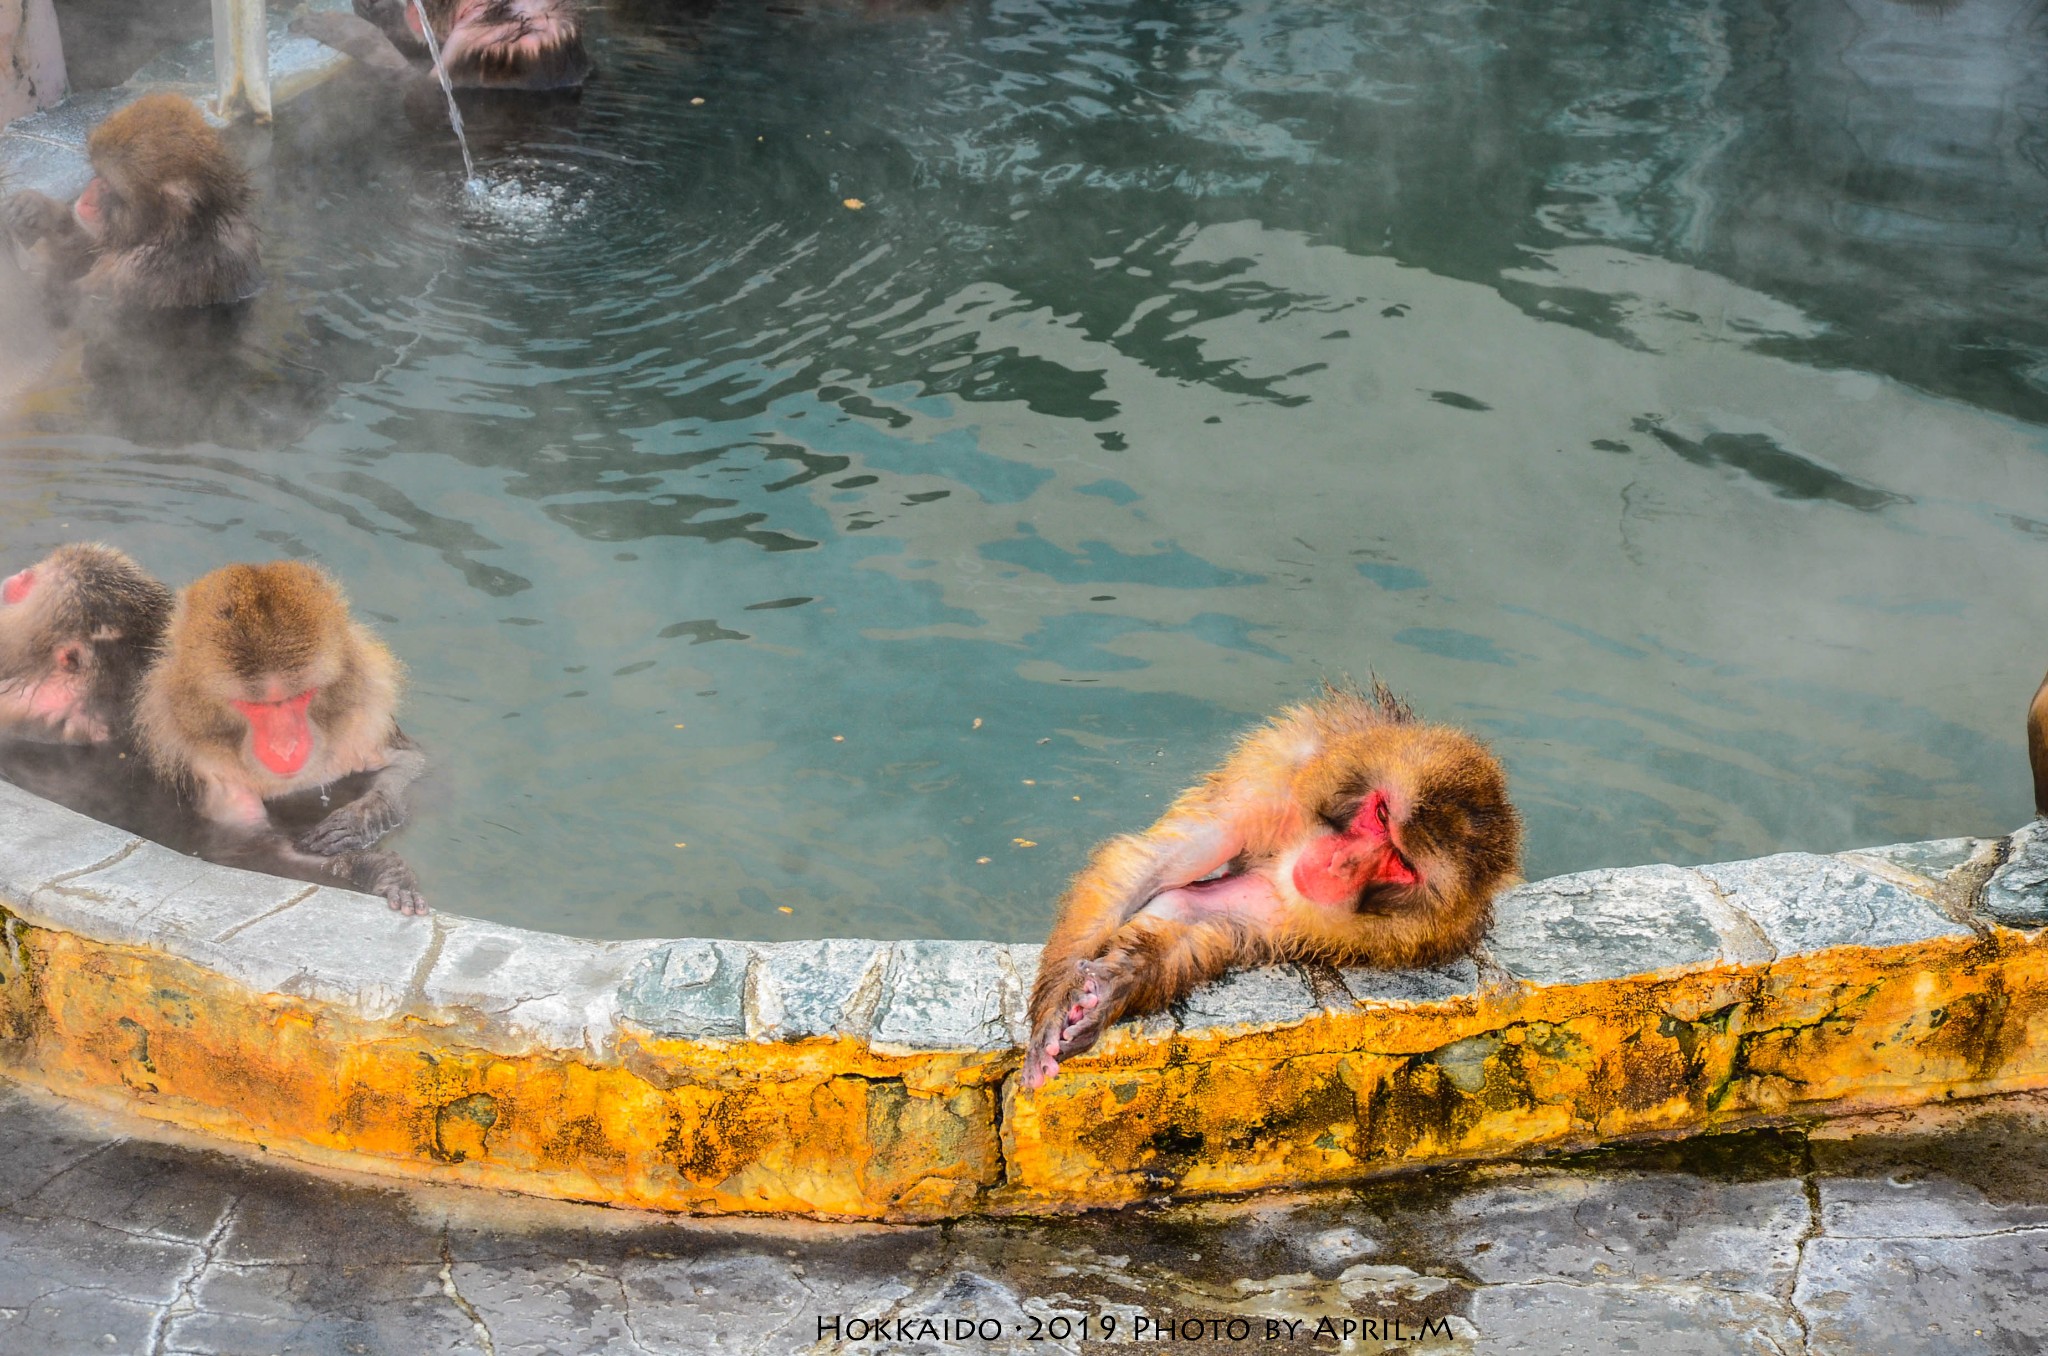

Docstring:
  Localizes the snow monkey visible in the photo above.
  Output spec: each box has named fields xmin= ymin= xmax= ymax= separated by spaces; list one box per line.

xmin=1 ymin=93 xmax=260 ymax=313
xmin=299 ymin=0 xmax=590 ymax=93
xmin=1023 ymin=684 xmax=1522 ymax=1090
xmin=0 ymin=543 xmax=171 ymax=744
xmin=135 ymin=561 xmax=429 ymax=914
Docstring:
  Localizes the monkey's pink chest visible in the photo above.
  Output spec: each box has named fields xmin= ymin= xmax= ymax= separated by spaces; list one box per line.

xmin=1142 ymin=871 xmax=1287 ymax=925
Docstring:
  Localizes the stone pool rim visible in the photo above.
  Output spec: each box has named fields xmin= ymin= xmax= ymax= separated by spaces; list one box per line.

xmin=3 ymin=775 xmax=2047 ymax=1220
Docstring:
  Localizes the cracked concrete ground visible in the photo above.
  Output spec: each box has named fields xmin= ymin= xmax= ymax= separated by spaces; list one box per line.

xmin=2 ymin=1077 xmax=2044 ymax=1355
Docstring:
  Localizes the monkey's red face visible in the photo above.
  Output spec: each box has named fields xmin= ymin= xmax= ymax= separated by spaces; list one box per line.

xmin=232 ymin=689 xmax=316 ymax=777
xmin=71 ymin=177 xmax=108 ymax=238
xmin=1292 ymin=789 xmax=1421 ymax=907
xmin=2 ymin=569 xmax=35 ymax=606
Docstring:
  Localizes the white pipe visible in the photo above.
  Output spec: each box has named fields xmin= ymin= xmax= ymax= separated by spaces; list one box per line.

xmin=0 ymin=0 xmax=67 ymax=130
xmin=211 ymin=0 xmax=271 ymax=122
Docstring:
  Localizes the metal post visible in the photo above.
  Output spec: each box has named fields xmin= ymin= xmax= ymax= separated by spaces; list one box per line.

xmin=210 ymin=0 xmax=271 ymax=122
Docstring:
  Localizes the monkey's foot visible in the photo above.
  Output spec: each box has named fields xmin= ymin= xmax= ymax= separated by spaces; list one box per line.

xmin=299 ymin=791 xmax=403 ymax=855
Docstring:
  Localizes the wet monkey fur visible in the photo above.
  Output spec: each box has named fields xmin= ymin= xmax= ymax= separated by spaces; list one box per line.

xmin=1023 ymin=685 xmax=1522 ymax=1090
xmin=1 ymin=93 xmax=260 ymax=312
xmin=298 ymin=0 xmax=590 ymax=92
xmin=0 ymin=544 xmax=171 ymax=745
xmin=135 ymin=562 xmax=429 ymax=913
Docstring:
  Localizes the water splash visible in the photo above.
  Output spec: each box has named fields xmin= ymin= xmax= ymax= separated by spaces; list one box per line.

xmin=458 ymin=167 xmax=593 ymax=238
xmin=408 ymin=0 xmax=482 ymax=192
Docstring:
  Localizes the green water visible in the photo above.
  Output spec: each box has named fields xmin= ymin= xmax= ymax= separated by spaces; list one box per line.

xmin=2 ymin=0 xmax=2044 ymax=940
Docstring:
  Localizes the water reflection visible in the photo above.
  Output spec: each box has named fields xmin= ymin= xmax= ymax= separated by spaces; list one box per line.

xmin=0 ymin=0 xmax=2042 ymax=940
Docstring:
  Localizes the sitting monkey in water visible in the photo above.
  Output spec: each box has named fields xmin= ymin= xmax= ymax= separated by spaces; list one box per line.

xmin=0 ymin=547 xmax=429 ymax=915
xmin=1024 ymin=684 xmax=1522 ymax=1090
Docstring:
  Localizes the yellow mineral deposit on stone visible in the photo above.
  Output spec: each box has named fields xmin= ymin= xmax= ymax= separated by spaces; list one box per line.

xmin=1013 ymin=838 xmax=1037 ymax=848
xmin=843 ymin=198 xmax=865 ymax=210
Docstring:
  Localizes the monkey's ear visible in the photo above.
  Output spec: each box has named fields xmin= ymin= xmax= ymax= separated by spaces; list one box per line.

xmin=53 ymin=640 xmax=89 ymax=673
xmin=159 ymin=179 xmax=203 ymax=220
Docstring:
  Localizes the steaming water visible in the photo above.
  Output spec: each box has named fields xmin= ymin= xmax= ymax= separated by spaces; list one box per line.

xmin=407 ymin=0 xmax=480 ymax=188
xmin=2 ymin=0 xmax=2045 ymax=941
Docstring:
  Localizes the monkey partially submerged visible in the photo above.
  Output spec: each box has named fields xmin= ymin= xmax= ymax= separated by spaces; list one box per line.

xmin=0 ymin=548 xmax=429 ymax=916
xmin=297 ymin=0 xmax=590 ymax=95
xmin=1023 ymin=684 xmax=1522 ymax=1090
xmin=135 ymin=561 xmax=429 ymax=913
xmin=0 ymin=543 xmax=171 ymax=745
xmin=1 ymin=93 xmax=261 ymax=314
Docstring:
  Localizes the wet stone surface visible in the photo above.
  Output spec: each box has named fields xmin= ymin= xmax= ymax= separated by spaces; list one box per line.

xmin=1840 ymin=836 xmax=1991 ymax=889
xmin=745 ymin=937 xmax=892 ymax=1041
xmin=618 ymin=938 xmax=754 ymax=1041
xmin=1484 ymin=864 xmax=1730 ymax=986
xmin=1983 ymin=820 xmax=2048 ymax=929
xmin=871 ymin=940 xmax=1026 ymax=1052
xmin=4 ymin=1078 xmax=2047 ymax=1355
xmin=1693 ymin=852 xmax=1969 ymax=955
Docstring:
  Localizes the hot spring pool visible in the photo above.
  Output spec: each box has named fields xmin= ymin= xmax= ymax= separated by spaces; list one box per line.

xmin=1 ymin=0 xmax=2043 ymax=941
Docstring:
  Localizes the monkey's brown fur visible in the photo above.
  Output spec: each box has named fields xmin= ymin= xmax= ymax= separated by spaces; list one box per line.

xmin=0 ymin=543 xmax=172 ymax=743
xmin=2030 ymin=672 xmax=2047 ymax=819
xmin=1025 ymin=684 xmax=1521 ymax=1088
xmin=137 ymin=562 xmax=401 ymax=809
xmin=135 ymin=561 xmax=429 ymax=913
xmin=1 ymin=93 xmax=261 ymax=311
xmin=354 ymin=0 xmax=590 ymax=89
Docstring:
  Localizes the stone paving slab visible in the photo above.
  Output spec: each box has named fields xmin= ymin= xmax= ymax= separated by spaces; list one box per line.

xmin=1692 ymin=852 xmax=1969 ymax=954
xmin=1985 ymin=819 xmax=2048 ymax=928
xmin=5 ymin=1079 xmax=2048 ymax=1355
xmin=422 ymin=917 xmax=662 ymax=1055
xmin=1482 ymin=864 xmax=1735 ymax=985
xmin=27 ymin=838 xmax=312 ymax=954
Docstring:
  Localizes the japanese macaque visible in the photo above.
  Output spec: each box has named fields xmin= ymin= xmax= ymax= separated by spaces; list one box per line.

xmin=0 ymin=544 xmax=171 ymax=745
xmin=1 ymin=93 xmax=261 ymax=313
xmin=2030 ymin=671 xmax=2047 ymax=818
xmin=1022 ymin=685 xmax=1522 ymax=1090
xmin=297 ymin=0 xmax=590 ymax=93
xmin=135 ymin=561 xmax=429 ymax=914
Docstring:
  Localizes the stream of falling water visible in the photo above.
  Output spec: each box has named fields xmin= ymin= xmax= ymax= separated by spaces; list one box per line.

xmin=407 ymin=0 xmax=479 ymax=188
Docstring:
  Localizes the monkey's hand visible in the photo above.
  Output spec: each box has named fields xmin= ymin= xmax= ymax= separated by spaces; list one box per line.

xmin=300 ymin=788 xmax=407 ymax=855
xmin=1021 ymin=958 xmax=1115 ymax=1091
xmin=2 ymin=191 xmax=71 ymax=248
xmin=336 ymin=849 xmax=427 ymax=916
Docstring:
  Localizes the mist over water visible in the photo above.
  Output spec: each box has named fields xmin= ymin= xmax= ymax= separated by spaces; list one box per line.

xmin=2 ymin=0 xmax=2045 ymax=941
